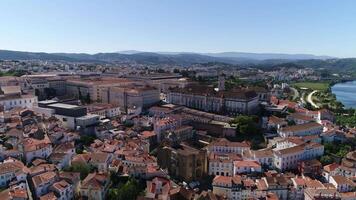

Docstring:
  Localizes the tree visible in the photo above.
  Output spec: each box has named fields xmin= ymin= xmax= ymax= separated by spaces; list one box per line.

xmin=320 ymin=155 xmax=333 ymax=165
xmin=287 ymin=120 xmax=296 ymax=126
xmin=287 ymin=108 xmax=296 ymax=113
xmin=230 ymin=115 xmax=264 ymax=149
xmin=64 ymin=163 xmax=93 ymax=180
xmin=108 ymin=178 xmax=143 ymax=200
xmin=231 ymin=115 xmax=259 ymax=136
xmin=80 ymin=135 xmax=96 ymax=146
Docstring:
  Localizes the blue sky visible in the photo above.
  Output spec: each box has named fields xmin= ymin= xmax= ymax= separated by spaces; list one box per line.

xmin=0 ymin=0 xmax=355 ymax=57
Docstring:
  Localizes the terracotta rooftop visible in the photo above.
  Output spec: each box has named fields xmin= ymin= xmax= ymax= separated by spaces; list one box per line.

xmin=331 ymin=175 xmax=355 ymax=186
xmin=81 ymin=172 xmax=109 ymax=190
xmin=32 ymin=171 xmax=57 ymax=188
xmin=279 ymin=122 xmax=322 ymax=133
xmin=209 ymin=138 xmax=250 ymax=148
xmin=0 ymin=158 xmax=26 ymax=175
xmin=170 ymin=85 xmax=258 ymax=100
xmin=51 ymin=180 xmax=71 ymax=192
xmin=288 ymin=113 xmax=314 ymax=121
xmin=39 ymin=192 xmax=57 ymax=200
xmin=234 ymin=160 xmax=261 ymax=168
xmin=268 ymin=115 xmax=286 ymax=124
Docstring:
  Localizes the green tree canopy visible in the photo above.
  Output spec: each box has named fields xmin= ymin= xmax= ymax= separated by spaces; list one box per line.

xmin=231 ymin=115 xmax=260 ymax=135
xmin=108 ymin=178 xmax=143 ymax=200
xmin=64 ymin=163 xmax=94 ymax=180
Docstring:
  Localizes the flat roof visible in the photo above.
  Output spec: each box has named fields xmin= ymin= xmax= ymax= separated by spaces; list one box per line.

xmin=76 ymin=114 xmax=100 ymax=120
xmin=49 ymin=103 xmax=80 ymax=109
xmin=1 ymin=86 xmax=21 ymax=94
xmin=38 ymin=100 xmax=58 ymax=104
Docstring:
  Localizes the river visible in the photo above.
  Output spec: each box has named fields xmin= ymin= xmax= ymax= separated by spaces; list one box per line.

xmin=331 ymin=80 xmax=356 ymax=108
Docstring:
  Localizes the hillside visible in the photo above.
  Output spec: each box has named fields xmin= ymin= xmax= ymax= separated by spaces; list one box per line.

xmin=1 ymin=50 xmax=356 ymax=72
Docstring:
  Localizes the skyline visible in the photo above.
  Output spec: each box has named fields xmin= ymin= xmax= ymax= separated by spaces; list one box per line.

xmin=1 ymin=0 xmax=356 ymax=57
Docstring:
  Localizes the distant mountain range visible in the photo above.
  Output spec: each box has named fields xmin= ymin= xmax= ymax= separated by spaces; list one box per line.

xmin=3 ymin=49 xmax=356 ymax=73
xmin=0 ymin=49 xmax=336 ymax=65
xmin=118 ymin=50 xmax=334 ymax=60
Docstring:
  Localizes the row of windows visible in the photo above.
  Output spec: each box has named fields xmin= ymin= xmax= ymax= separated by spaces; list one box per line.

xmin=8 ymin=99 xmax=33 ymax=106
xmin=210 ymin=162 xmax=232 ymax=167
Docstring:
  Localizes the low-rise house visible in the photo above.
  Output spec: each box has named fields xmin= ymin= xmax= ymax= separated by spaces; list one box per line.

xmin=329 ymin=175 xmax=355 ymax=193
xmin=298 ymin=159 xmax=322 ymax=177
xmin=291 ymin=177 xmax=308 ymax=200
xmin=153 ymin=115 xmax=183 ymax=142
xmin=29 ymin=163 xmax=57 ymax=178
xmin=267 ymin=115 xmax=287 ymax=130
xmin=278 ymin=122 xmax=323 ymax=138
xmin=85 ymin=103 xmax=121 ymax=118
xmin=49 ymin=153 xmax=72 ymax=170
xmin=145 ymin=177 xmax=173 ymax=200
xmin=71 ymin=152 xmax=112 ymax=172
xmin=207 ymin=138 xmax=250 ymax=155
xmin=53 ymin=142 xmax=75 ymax=155
xmin=244 ymin=148 xmax=274 ymax=169
xmin=286 ymin=113 xmax=314 ymax=125
xmin=233 ymin=160 xmax=262 ymax=174
xmin=22 ymin=135 xmax=53 ymax=164
xmin=166 ymin=125 xmax=193 ymax=143
xmin=208 ymin=152 xmax=241 ymax=176
xmin=340 ymin=192 xmax=356 ymax=200
xmin=338 ymin=151 xmax=356 ymax=178
xmin=39 ymin=192 xmax=57 ymax=200
xmin=32 ymin=171 xmax=58 ymax=197
xmin=304 ymin=188 xmax=340 ymax=200
xmin=323 ymin=163 xmax=339 ymax=182
xmin=0 ymin=187 xmax=28 ymax=200
xmin=262 ymin=176 xmax=290 ymax=200
xmin=139 ymin=131 xmax=158 ymax=151
xmin=274 ymin=137 xmax=304 ymax=150
xmin=212 ymin=175 xmax=265 ymax=200
xmin=121 ymin=154 xmax=157 ymax=169
xmin=148 ymin=106 xmax=174 ymax=117
xmin=320 ymin=128 xmax=345 ymax=143
xmin=49 ymin=142 xmax=76 ymax=170
xmin=290 ymin=177 xmax=325 ymax=200
xmin=273 ymin=142 xmax=324 ymax=171
xmin=80 ymin=172 xmax=110 ymax=200
xmin=0 ymin=157 xmax=27 ymax=187
xmin=50 ymin=180 xmax=74 ymax=200
xmin=59 ymin=172 xmax=81 ymax=196
xmin=0 ymin=86 xmax=37 ymax=111
xmin=317 ymin=109 xmax=335 ymax=123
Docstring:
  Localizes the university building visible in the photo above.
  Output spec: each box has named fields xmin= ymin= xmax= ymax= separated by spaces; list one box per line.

xmin=167 ymin=85 xmax=259 ymax=115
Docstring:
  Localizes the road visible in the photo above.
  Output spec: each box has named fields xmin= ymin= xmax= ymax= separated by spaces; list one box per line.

xmin=290 ymin=87 xmax=299 ymax=101
xmin=307 ymin=90 xmax=320 ymax=108
xmin=300 ymin=92 xmax=306 ymax=105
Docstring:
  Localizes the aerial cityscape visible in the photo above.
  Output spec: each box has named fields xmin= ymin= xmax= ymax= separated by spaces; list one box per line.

xmin=0 ymin=1 xmax=356 ymax=200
